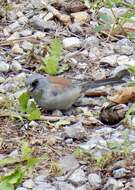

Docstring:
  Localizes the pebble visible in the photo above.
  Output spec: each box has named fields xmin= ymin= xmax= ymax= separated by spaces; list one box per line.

xmin=88 ymin=173 xmax=102 ymax=189
xmin=56 ymin=181 xmax=75 ymax=190
xmin=22 ymin=179 xmax=35 ymax=189
xmin=59 ymin=155 xmax=79 ymax=173
xmin=63 ymin=37 xmax=82 ymax=49
xmin=33 ymin=182 xmax=56 ymax=190
xmin=11 ymin=61 xmax=22 ymax=71
xmin=0 ymin=61 xmax=9 ymax=72
xmin=18 ymin=16 xmax=28 ymax=25
xmin=71 ymin=11 xmax=89 ymax=25
xmin=69 ymin=23 xmax=83 ymax=34
xmin=20 ymin=29 xmax=32 ymax=37
xmin=64 ymin=121 xmax=87 ymax=140
xmin=29 ymin=121 xmax=39 ymax=127
xmin=114 ymin=38 xmax=134 ymax=55
xmin=0 ymin=76 xmax=5 ymax=83
xmin=100 ymin=54 xmax=118 ymax=66
xmin=83 ymin=36 xmax=99 ymax=48
xmin=103 ymin=177 xmax=124 ymax=189
xmin=16 ymin=187 xmax=28 ymax=190
xmin=68 ymin=168 xmax=87 ymax=186
xmin=12 ymin=43 xmax=24 ymax=54
xmin=8 ymin=21 xmax=20 ymax=33
xmin=113 ymin=168 xmax=130 ymax=178
xmin=21 ymin=41 xmax=33 ymax=51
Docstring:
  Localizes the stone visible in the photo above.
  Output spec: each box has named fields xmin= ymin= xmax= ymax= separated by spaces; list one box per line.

xmin=9 ymin=150 xmax=19 ymax=158
xmin=71 ymin=11 xmax=89 ymax=25
xmin=83 ymin=36 xmax=99 ymax=48
xmin=113 ymin=168 xmax=130 ymax=178
xmin=64 ymin=121 xmax=87 ymax=140
xmin=0 ymin=76 xmax=5 ymax=83
xmin=8 ymin=21 xmax=20 ymax=32
xmin=30 ymin=16 xmax=57 ymax=31
xmin=69 ymin=23 xmax=83 ymax=34
xmin=100 ymin=54 xmax=118 ymax=66
xmin=16 ymin=187 xmax=28 ymax=190
xmin=7 ymin=32 xmax=20 ymax=41
xmin=0 ymin=61 xmax=9 ymax=72
xmin=29 ymin=121 xmax=39 ymax=127
xmin=11 ymin=61 xmax=22 ymax=71
xmin=63 ymin=37 xmax=81 ymax=49
xmin=20 ymin=29 xmax=32 ymax=37
xmin=21 ymin=41 xmax=33 ymax=51
xmin=23 ymin=179 xmax=35 ymax=189
xmin=33 ymin=182 xmax=56 ymax=190
xmin=59 ymin=155 xmax=79 ymax=174
xmin=18 ymin=16 xmax=28 ymax=25
xmin=12 ymin=43 xmax=24 ymax=54
xmin=114 ymin=38 xmax=134 ymax=55
xmin=56 ymin=182 xmax=75 ymax=190
xmin=117 ymin=55 xmax=135 ymax=66
xmin=88 ymin=173 xmax=102 ymax=189
xmin=31 ymin=0 xmax=46 ymax=10
xmin=68 ymin=168 xmax=87 ymax=186
xmin=103 ymin=177 xmax=124 ymax=189
xmin=33 ymin=31 xmax=46 ymax=39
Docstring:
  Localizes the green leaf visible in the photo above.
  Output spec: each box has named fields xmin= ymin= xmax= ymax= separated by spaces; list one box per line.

xmin=128 ymin=65 xmax=135 ymax=75
xmin=19 ymin=92 xmax=30 ymax=112
xmin=41 ymin=38 xmax=62 ymax=75
xmin=21 ymin=141 xmax=33 ymax=160
xmin=92 ymin=25 xmax=103 ymax=33
xmin=99 ymin=13 xmax=112 ymax=23
xmin=27 ymin=101 xmax=41 ymax=120
xmin=0 ymin=181 xmax=14 ymax=190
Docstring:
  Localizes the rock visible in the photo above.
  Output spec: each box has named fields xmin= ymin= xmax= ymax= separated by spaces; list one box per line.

xmin=35 ymin=174 xmax=48 ymax=184
xmin=56 ymin=182 xmax=75 ymax=190
xmin=99 ymin=7 xmax=128 ymax=23
xmin=18 ymin=16 xmax=28 ymax=25
xmin=21 ymin=41 xmax=33 ymax=51
xmin=111 ymin=65 xmax=129 ymax=78
xmin=20 ymin=29 xmax=32 ymax=37
xmin=29 ymin=121 xmax=39 ymax=127
xmin=7 ymin=31 xmax=20 ymax=41
xmin=125 ymin=0 xmax=135 ymax=3
xmin=79 ymin=137 xmax=107 ymax=151
xmin=63 ymin=37 xmax=81 ymax=49
xmin=83 ymin=36 xmax=99 ymax=49
xmin=76 ymin=183 xmax=90 ymax=190
xmin=71 ymin=11 xmax=89 ymax=25
xmin=103 ymin=177 xmax=124 ymax=189
xmin=31 ymin=0 xmax=46 ymax=10
xmin=89 ymin=47 xmax=101 ymax=61
xmin=0 ymin=61 xmax=9 ymax=72
xmin=0 ymin=76 xmax=5 ymax=83
xmin=30 ymin=16 xmax=57 ymax=31
xmin=88 ymin=173 xmax=102 ymax=189
xmin=130 ymin=178 xmax=135 ymax=188
xmin=131 ymin=117 xmax=135 ymax=128
xmin=68 ymin=168 xmax=87 ymax=186
xmin=100 ymin=54 xmax=118 ymax=66
xmin=65 ymin=138 xmax=73 ymax=144
xmin=33 ymin=31 xmax=46 ymax=39
xmin=8 ymin=21 xmax=20 ymax=33
xmin=12 ymin=43 xmax=24 ymax=54
xmin=64 ymin=121 xmax=87 ymax=140
xmin=9 ymin=150 xmax=19 ymax=158
xmin=33 ymin=182 xmax=56 ymax=190
xmin=59 ymin=155 xmax=79 ymax=174
xmin=23 ymin=179 xmax=35 ymax=189
xmin=69 ymin=23 xmax=83 ymax=34
xmin=75 ymin=97 xmax=98 ymax=106
xmin=44 ymin=12 xmax=54 ymax=21
xmin=114 ymin=38 xmax=134 ymax=55
xmin=11 ymin=61 xmax=22 ymax=71
xmin=52 ymin=110 xmax=63 ymax=116
xmin=47 ymin=135 xmax=57 ymax=146
xmin=16 ymin=187 xmax=28 ymax=190
xmin=113 ymin=168 xmax=130 ymax=178
xmin=117 ymin=55 xmax=135 ymax=66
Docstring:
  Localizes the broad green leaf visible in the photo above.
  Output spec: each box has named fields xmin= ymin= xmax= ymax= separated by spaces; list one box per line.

xmin=0 ymin=181 xmax=14 ymax=190
xmin=21 ymin=141 xmax=33 ymax=159
xmin=5 ymin=169 xmax=23 ymax=185
xmin=92 ymin=25 xmax=103 ymax=32
xmin=51 ymin=39 xmax=62 ymax=57
xmin=128 ymin=65 xmax=135 ymax=75
xmin=19 ymin=92 xmax=30 ymax=112
xmin=27 ymin=101 xmax=41 ymax=120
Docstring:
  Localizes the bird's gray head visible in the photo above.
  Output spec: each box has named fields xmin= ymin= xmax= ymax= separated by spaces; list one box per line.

xmin=26 ymin=73 xmax=46 ymax=93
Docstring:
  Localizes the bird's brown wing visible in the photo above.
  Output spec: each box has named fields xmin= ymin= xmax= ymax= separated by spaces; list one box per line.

xmin=48 ymin=76 xmax=72 ymax=89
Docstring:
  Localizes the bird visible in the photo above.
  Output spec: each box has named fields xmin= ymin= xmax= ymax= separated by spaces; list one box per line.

xmin=26 ymin=73 xmax=127 ymax=110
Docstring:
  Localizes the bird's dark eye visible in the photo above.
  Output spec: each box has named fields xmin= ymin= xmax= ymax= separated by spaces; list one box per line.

xmin=31 ymin=79 xmax=39 ymax=88
xmin=52 ymin=91 xmax=58 ymax=96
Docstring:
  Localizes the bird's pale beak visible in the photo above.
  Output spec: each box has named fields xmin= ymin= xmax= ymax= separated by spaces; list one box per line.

xmin=27 ymin=84 xmax=34 ymax=92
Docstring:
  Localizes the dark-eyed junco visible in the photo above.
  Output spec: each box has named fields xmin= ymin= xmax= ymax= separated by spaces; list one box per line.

xmin=26 ymin=73 xmax=126 ymax=110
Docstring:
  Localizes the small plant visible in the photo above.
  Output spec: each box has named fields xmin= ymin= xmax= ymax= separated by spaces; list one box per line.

xmin=40 ymin=38 xmax=63 ymax=75
xmin=19 ymin=92 xmax=41 ymax=121
xmin=0 ymin=142 xmax=47 ymax=190
xmin=124 ymin=103 xmax=135 ymax=128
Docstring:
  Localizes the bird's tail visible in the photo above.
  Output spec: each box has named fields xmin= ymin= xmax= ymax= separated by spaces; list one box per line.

xmin=81 ymin=77 xmax=126 ymax=92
